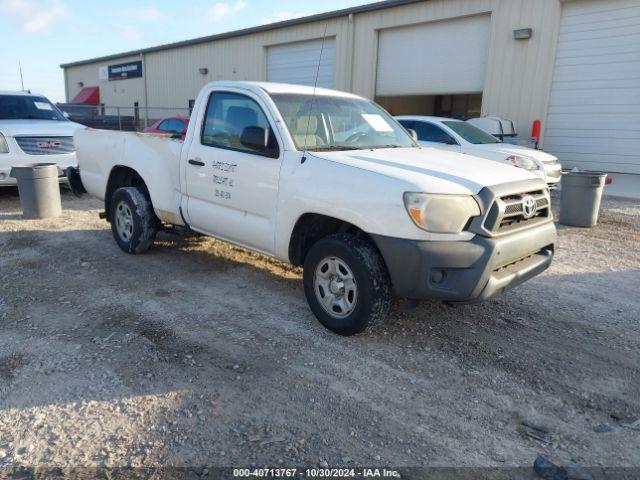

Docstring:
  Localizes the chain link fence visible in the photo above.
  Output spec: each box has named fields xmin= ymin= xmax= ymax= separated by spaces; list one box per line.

xmin=56 ymin=104 xmax=191 ymax=132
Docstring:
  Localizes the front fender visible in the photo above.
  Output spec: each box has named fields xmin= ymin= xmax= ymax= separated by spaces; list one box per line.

xmin=273 ymin=152 xmax=469 ymax=261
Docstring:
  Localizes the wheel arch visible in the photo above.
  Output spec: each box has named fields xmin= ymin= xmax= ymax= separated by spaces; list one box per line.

xmin=104 ymin=165 xmax=151 ymax=221
xmin=287 ymin=213 xmax=385 ymax=268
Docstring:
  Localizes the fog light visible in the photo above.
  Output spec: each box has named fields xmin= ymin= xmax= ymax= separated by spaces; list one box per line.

xmin=431 ymin=269 xmax=446 ymax=284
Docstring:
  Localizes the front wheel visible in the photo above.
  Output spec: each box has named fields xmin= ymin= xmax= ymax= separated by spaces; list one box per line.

xmin=110 ymin=187 xmax=158 ymax=254
xmin=303 ymin=234 xmax=391 ymax=335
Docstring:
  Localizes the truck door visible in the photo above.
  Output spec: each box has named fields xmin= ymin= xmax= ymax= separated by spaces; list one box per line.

xmin=183 ymin=89 xmax=282 ymax=254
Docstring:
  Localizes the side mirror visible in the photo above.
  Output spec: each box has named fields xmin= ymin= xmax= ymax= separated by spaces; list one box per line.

xmin=240 ymin=125 xmax=269 ymax=152
xmin=406 ymin=128 xmax=418 ymax=142
xmin=445 ymin=138 xmax=457 ymax=145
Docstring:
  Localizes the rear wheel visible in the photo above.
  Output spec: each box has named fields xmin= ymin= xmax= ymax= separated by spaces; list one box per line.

xmin=303 ymin=234 xmax=391 ymax=335
xmin=110 ymin=187 xmax=158 ymax=254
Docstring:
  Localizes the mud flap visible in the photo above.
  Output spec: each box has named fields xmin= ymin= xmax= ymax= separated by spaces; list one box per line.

xmin=65 ymin=167 xmax=87 ymax=198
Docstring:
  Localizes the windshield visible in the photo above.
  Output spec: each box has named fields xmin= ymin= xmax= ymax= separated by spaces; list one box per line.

xmin=270 ymin=93 xmax=416 ymax=151
xmin=0 ymin=95 xmax=67 ymax=121
xmin=442 ymin=121 xmax=500 ymax=144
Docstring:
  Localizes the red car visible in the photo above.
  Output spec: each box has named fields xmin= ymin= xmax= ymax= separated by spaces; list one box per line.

xmin=143 ymin=116 xmax=189 ymax=135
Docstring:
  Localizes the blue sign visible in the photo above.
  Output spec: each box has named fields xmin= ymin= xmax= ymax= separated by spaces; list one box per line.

xmin=108 ymin=61 xmax=143 ymax=81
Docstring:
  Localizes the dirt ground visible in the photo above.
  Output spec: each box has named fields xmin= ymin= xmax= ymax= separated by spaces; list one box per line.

xmin=0 ymin=187 xmax=639 ymax=474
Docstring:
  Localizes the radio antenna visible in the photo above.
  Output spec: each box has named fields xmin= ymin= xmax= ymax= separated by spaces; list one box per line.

xmin=18 ymin=61 xmax=25 ymax=91
xmin=301 ymin=23 xmax=328 ymax=163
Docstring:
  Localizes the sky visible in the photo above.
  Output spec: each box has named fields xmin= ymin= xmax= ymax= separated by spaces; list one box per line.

xmin=0 ymin=0 xmax=373 ymax=102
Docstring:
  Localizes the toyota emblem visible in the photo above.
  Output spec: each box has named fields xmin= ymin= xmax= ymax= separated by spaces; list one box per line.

xmin=521 ymin=195 xmax=537 ymax=219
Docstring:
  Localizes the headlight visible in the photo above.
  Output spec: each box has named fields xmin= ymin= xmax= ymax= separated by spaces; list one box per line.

xmin=506 ymin=155 xmax=538 ymax=171
xmin=403 ymin=192 xmax=480 ymax=233
xmin=0 ymin=134 xmax=9 ymax=154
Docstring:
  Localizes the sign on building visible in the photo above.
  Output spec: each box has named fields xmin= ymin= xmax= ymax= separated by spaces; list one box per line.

xmin=108 ymin=61 xmax=143 ymax=81
xmin=98 ymin=66 xmax=108 ymax=81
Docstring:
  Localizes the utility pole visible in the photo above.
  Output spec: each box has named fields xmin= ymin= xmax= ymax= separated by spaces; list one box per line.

xmin=19 ymin=61 xmax=25 ymax=90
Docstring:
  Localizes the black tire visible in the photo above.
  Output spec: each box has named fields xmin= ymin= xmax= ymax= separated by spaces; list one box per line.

xmin=303 ymin=233 xmax=391 ymax=335
xmin=110 ymin=187 xmax=158 ymax=254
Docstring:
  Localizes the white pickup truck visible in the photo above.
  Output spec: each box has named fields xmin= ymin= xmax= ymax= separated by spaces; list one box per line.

xmin=69 ymin=81 xmax=556 ymax=335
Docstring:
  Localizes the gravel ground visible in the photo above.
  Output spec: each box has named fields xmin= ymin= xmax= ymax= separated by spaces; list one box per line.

xmin=0 ymin=187 xmax=639 ymax=474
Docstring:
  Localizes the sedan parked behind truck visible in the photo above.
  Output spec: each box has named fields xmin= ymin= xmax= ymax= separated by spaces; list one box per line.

xmin=143 ymin=116 xmax=189 ymax=135
xmin=396 ymin=115 xmax=562 ymax=189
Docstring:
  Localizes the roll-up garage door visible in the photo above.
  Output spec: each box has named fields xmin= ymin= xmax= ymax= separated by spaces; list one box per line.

xmin=267 ymin=38 xmax=336 ymax=88
xmin=375 ymin=14 xmax=491 ymax=96
xmin=544 ymin=0 xmax=640 ymax=174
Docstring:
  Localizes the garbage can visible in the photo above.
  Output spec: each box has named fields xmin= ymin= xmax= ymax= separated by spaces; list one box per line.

xmin=9 ymin=163 xmax=62 ymax=219
xmin=559 ymin=171 xmax=607 ymax=227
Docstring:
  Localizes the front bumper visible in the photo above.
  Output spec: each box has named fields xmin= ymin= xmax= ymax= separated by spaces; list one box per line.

xmin=0 ymin=167 xmax=72 ymax=185
xmin=0 ymin=153 xmax=76 ymax=185
xmin=372 ymin=220 xmax=556 ymax=302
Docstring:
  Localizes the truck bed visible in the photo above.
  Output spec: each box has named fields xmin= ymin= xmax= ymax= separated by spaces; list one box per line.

xmin=75 ymin=128 xmax=185 ymax=224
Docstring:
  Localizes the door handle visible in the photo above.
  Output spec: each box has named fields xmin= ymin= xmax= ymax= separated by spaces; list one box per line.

xmin=188 ymin=159 xmax=205 ymax=166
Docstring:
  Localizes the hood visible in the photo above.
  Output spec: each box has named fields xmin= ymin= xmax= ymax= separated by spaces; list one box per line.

xmin=0 ymin=119 xmax=84 ymax=137
xmin=308 ymin=146 xmax=541 ymax=195
xmin=468 ymin=142 xmax=558 ymax=164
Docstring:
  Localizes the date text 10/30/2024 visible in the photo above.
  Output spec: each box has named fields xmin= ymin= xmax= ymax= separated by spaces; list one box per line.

xmin=232 ymin=468 xmax=401 ymax=478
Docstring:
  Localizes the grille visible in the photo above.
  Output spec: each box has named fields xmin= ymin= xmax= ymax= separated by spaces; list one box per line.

xmin=483 ymin=190 xmax=551 ymax=234
xmin=493 ymin=247 xmax=552 ymax=272
xmin=15 ymin=136 xmax=75 ymax=155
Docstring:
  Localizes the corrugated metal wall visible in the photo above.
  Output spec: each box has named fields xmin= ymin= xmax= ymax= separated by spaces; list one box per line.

xmin=481 ymin=0 xmax=562 ymax=143
xmin=144 ymin=18 xmax=351 ymax=109
xmin=66 ymin=54 xmax=146 ymax=109
xmin=64 ymin=0 xmax=563 ymax=144
xmin=351 ymin=0 xmax=562 ymax=141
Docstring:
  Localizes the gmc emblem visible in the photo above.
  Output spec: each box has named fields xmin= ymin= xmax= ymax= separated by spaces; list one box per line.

xmin=37 ymin=141 xmax=61 ymax=149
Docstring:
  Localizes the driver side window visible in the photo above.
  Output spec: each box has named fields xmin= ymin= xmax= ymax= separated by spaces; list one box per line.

xmin=201 ymin=91 xmax=278 ymax=157
xmin=414 ymin=122 xmax=456 ymax=144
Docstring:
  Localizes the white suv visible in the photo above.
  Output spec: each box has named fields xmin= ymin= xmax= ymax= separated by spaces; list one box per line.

xmin=396 ymin=115 xmax=562 ymax=189
xmin=0 ymin=91 xmax=82 ymax=185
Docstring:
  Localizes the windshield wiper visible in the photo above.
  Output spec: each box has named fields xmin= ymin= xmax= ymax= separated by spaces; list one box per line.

xmin=308 ymin=145 xmax=362 ymax=152
xmin=24 ymin=114 xmax=60 ymax=121
xmin=370 ymin=144 xmax=403 ymax=149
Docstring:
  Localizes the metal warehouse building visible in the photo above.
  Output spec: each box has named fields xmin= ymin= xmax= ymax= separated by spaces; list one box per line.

xmin=61 ymin=0 xmax=640 ymax=174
